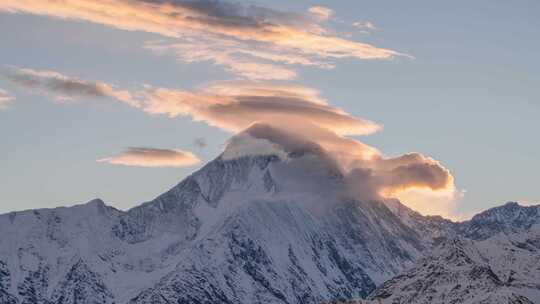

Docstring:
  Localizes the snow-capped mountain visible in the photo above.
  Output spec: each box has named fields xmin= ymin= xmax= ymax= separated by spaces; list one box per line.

xmin=0 ymin=146 xmax=431 ymax=304
xmin=0 ymin=142 xmax=538 ymax=303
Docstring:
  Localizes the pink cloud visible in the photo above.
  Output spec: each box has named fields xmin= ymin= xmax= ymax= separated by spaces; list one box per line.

xmin=1 ymin=0 xmax=404 ymax=80
xmin=98 ymin=147 xmax=200 ymax=168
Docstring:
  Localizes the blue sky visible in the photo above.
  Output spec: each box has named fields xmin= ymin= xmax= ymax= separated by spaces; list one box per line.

xmin=0 ymin=0 xmax=538 ymax=218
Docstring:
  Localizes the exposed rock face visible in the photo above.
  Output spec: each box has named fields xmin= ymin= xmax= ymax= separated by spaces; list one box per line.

xmin=50 ymin=259 xmax=114 ymax=304
xmin=0 ymin=151 xmax=538 ymax=304
xmin=0 ymin=261 xmax=18 ymax=304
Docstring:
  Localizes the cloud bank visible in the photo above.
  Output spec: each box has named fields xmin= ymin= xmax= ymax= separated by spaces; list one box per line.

xmin=0 ymin=89 xmax=14 ymax=109
xmin=98 ymin=147 xmax=200 ymax=168
xmin=0 ymin=0 xmax=403 ymax=80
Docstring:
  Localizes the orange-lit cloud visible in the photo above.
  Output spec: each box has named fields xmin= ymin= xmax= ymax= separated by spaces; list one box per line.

xmin=0 ymin=89 xmax=14 ymax=109
xmin=0 ymin=0 xmax=403 ymax=80
xmin=388 ymin=187 xmax=465 ymax=220
xmin=140 ymin=81 xmax=382 ymax=137
xmin=349 ymin=153 xmax=455 ymax=202
xmin=146 ymin=39 xmax=298 ymax=80
xmin=232 ymin=123 xmax=459 ymax=216
xmin=1 ymin=66 xmax=140 ymax=107
xmin=98 ymin=147 xmax=200 ymax=168
xmin=308 ymin=6 xmax=333 ymax=21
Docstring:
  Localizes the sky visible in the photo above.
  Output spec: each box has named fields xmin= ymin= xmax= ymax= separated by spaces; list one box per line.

xmin=0 ymin=0 xmax=538 ymax=219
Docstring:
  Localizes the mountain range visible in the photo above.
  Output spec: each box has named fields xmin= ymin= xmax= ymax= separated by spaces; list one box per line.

xmin=0 ymin=139 xmax=538 ymax=304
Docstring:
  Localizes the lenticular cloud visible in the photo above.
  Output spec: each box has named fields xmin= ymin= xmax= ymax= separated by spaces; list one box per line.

xmin=98 ymin=147 xmax=200 ymax=168
xmin=140 ymin=81 xmax=382 ymax=137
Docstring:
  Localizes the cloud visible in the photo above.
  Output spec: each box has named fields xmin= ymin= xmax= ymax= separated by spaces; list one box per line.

xmin=222 ymin=131 xmax=289 ymax=161
xmin=387 ymin=187 xmax=465 ymax=220
xmin=1 ymin=66 xmax=140 ymax=107
xmin=353 ymin=21 xmax=377 ymax=31
xmin=137 ymin=78 xmax=456 ymax=216
xmin=514 ymin=200 xmax=539 ymax=207
xmin=98 ymin=147 xmax=200 ymax=168
xmin=0 ymin=66 xmax=457 ymax=215
xmin=140 ymin=80 xmax=382 ymax=137
xmin=229 ymin=123 xmax=459 ymax=216
xmin=146 ymin=39 xmax=298 ymax=80
xmin=3 ymin=68 xmax=379 ymax=139
xmin=308 ymin=6 xmax=334 ymax=20
xmin=0 ymin=88 xmax=15 ymax=109
xmin=347 ymin=153 xmax=455 ymax=201
xmin=0 ymin=0 xmax=404 ymax=79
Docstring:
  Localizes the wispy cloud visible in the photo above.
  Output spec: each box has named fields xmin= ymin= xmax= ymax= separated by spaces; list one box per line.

xmin=0 ymin=0 xmax=404 ymax=80
xmin=308 ymin=6 xmax=333 ymax=21
xmin=146 ymin=39 xmax=298 ymax=81
xmin=0 ymin=88 xmax=15 ymax=109
xmin=98 ymin=147 xmax=200 ymax=168
xmin=1 ymin=66 xmax=140 ymax=107
xmin=353 ymin=21 xmax=377 ymax=31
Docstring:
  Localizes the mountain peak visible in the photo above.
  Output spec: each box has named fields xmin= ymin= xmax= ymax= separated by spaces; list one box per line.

xmin=222 ymin=123 xmax=343 ymax=173
xmin=504 ymin=201 xmax=520 ymax=207
xmin=470 ymin=201 xmax=538 ymax=220
xmin=458 ymin=202 xmax=540 ymax=240
xmin=84 ymin=198 xmax=106 ymax=208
